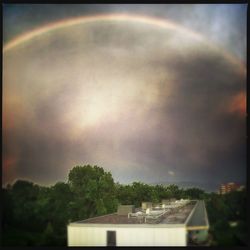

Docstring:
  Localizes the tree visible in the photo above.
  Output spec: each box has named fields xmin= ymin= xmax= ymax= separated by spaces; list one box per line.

xmin=165 ymin=184 xmax=182 ymax=199
xmin=205 ymin=190 xmax=247 ymax=246
xmin=131 ymin=182 xmax=149 ymax=207
xmin=2 ymin=187 xmax=14 ymax=229
xmin=183 ymin=187 xmax=205 ymax=199
xmin=11 ymin=180 xmax=40 ymax=231
xmin=68 ymin=165 xmax=118 ymax=220
xmin=153 ymin=184 xmax=166 ymax=202
xmin=116 ymin=184 xmax=134 ymax=205
xmin=40 ymin=222 xmax=55 ymax=246
xmin=39 ymin=182 xmax=73 ymax=245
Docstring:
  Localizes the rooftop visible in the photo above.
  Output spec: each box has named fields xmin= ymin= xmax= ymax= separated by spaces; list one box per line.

xmin=186 ymin=200 xmax=209 ymax=230
xmin=76 ymin=200 xmax=198 ymax=225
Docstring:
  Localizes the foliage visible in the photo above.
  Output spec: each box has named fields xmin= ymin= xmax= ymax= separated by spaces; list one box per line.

xmin=68 ymin=165 xmax=118 ymax=219
xmin=2 ymin=165 xmax=120 ymax=246
xmin=182 ymin=187 xmax=205 ymax=200
xmin=205 ymin=189 xmax=247 ymax=246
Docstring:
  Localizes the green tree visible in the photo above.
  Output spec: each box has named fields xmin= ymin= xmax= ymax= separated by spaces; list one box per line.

xmin=165 ymin=184 xmax=182 ymax=199
xmin=153 ymin=184 xmax=166 ymax=201
xmin=206 ymin=189 xmax=247 ymax=246
xmin=2 ymin=188 xmax=14 ymax=229
xmin=68 ymin=165 xmax=118 ymax=220
xmin=40 ymin=222 xmax=55 ymax=246
xmin=116 ymin=183 xmax=134 ymax=205
xmin=11 ymin=180 xmax=40 ymax=231
xmin=131 ymin=182 xmax=151 ymax=207
xmin=183 ymin=187 xmax=205 ymax=199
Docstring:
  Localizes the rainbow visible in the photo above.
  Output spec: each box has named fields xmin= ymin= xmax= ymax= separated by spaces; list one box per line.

xmin=3 ymin=13 xmax=246 ymax=75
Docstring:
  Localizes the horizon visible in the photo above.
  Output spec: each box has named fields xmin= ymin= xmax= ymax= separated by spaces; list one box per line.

xmin=3 ymin=166 xmax=246 ymax=193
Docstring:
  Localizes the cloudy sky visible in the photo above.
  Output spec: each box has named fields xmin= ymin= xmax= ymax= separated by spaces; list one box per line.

xmin=3 ymin=4 xmax=247 ymax=189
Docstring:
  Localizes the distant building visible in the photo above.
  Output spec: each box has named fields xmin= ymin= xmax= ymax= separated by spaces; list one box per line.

xmin=219 ymin=182 xmax=243 ymax=195
xmin=67 ymin=199 xmax=209 ymax=246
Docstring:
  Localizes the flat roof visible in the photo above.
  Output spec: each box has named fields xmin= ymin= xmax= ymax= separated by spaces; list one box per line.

xmin=74 ymin=201 xmax=197 ymax=225
xmin=186 ymin=200 xmax=209 ymax=230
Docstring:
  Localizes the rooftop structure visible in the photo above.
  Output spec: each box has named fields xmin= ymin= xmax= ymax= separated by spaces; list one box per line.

xmin=67 ymin=199 xmax=209 ymax=246
xmin=117 ymin=205 xmax=135 ymax=215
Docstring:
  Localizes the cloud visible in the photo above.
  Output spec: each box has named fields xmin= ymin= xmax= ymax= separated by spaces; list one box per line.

xmin=227 ymin=91 xmax=246 ymax=117
xmin=3 ymin=13 xmax=246 ymax=187
xmin=168 ymin=171 xmax=175 ymax=176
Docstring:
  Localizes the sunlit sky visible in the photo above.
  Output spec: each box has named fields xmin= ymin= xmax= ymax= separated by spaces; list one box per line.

xmin=2 ymin=4 xmax=247 ymax=190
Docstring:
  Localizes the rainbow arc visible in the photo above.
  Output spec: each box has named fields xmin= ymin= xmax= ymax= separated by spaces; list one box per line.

xmin=3 ymin=14 xmax=245 ymax=75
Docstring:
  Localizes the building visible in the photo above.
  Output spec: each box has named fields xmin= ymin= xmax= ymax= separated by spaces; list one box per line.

xmin=67 ymin=199 xmax=209 ymax=246
xmin=219 ymin=182 xmax=242 ymax=195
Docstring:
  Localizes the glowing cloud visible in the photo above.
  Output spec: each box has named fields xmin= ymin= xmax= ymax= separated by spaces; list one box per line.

xmin=228 ymin=92 xmax=246 ymax=117
xmin=168 ymin=171 xmax=175 ymax=176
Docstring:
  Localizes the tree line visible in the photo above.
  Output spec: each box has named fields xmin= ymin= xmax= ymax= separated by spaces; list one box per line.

xmin=2 ymin=165 xmax=247 ymax=246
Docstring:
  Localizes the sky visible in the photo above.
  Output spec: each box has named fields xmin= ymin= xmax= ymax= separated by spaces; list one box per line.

xmin=2 ymin=4 xmax=247 ymax=190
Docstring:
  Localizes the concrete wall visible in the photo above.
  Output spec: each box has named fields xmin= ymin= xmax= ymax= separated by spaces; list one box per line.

xmin=67 ymin=224 xmax=187 ymax=246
